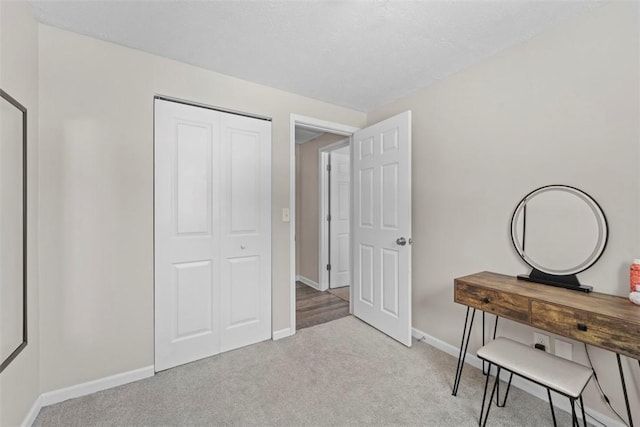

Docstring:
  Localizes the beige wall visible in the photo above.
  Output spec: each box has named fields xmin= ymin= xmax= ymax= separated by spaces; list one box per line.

xmin=38 ymin=24 xmax=366 ymax=393
xmin=295 ymin=134 xmax=346 ymax=283
xmin=368 ymin=2 xmax=639 ymax=420
xmin=0 ymin=1 xmax=40 ymax=426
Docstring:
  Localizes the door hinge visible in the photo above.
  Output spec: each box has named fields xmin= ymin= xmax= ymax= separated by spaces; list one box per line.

xmin=326 ymin=264 xmax=332 ymax=271
xmin=327 ymin=214 xmax=331 ymax=222
xmin=326 ymin=163 xmax=332 ymax=172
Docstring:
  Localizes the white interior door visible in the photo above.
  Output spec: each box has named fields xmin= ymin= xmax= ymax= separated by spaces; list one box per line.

xmin=329 ymin=146 xmax=351 ymax=289
xmin=352 ymin=111 xmax=412 ymax=347
xmin=155 ymin=99 xmax=271 ymax=371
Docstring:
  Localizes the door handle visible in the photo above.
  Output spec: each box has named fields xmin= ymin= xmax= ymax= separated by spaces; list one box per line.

xmin=396 ymin=237 xmax=407 ymax=246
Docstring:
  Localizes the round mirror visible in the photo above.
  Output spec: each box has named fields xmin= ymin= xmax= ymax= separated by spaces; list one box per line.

xmin=511 ymin=185 xmax=608 ymax=277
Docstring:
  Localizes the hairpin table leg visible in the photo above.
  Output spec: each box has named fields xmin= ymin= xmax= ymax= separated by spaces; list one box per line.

xmin=452 ymin=307 xmax=476 ymax=396
xmin=482 ymin=315 xmax=499 ymax=375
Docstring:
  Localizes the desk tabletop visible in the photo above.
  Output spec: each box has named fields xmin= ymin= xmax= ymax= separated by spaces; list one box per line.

xmin=455 ymin=271 xmax=640 ymax=327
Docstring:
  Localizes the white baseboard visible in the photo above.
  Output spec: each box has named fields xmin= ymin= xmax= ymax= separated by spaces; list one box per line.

xmin=296 ymin=275 xmax=321 ymax=291
xmin=272 ymin=327 xmax=294 ymax=340
xmin=40 ymin=365 xmax=155 ymax=407
xmin=21 ymin=395 xmax=42 ymax=427
xmin=411 ymin=327 xmax=625 ymax=427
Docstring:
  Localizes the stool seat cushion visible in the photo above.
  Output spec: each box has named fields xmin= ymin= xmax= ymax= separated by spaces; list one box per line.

xmin=477 ymin=337 xmax=592 ymax=398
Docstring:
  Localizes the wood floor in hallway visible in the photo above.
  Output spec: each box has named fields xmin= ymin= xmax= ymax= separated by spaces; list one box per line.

xmin=296 ymin=281 xmax=350 ymax=330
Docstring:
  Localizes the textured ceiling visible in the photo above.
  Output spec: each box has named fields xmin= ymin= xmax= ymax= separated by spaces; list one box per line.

xmin=29 ymin=0 xmax=601 ymax=112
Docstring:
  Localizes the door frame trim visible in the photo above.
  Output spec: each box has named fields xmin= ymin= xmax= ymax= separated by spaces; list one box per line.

xmin=289 ymin=115 xmax=358 ymax=334
xmin=318 ymin=139 xmax=350 ymax=291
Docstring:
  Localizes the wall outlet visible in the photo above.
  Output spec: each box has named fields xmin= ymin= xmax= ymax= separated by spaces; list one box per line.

xmin=555 ymin=339 xmax=573 ymax=360
xmin=533 ymin=332 xmax=551 ymax=353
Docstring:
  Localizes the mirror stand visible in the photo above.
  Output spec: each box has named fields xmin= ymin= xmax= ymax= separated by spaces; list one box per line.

xmin=517 ymin=269 xmax=593 ymax=293
xmin=511 ymin=185 xmax=607 ymax=294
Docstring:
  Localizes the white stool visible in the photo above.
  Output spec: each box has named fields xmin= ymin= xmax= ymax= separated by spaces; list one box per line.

xmin=477 ymin=337 xmax=593 ymax=427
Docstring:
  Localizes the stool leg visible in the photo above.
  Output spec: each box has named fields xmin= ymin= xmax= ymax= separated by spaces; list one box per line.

xmin=580 ymin=396 xmax=587 ymax=427
xmin=547 ymin=389 xmax=557 ymax=427
xmin=617 ymin=353 xmax=635 ymax=427
xmin=570 ymin=398 xmax=578 ymax=427
xmin=496 ymin=372 xmax=513 ymax=407
xmin=479 ymin=362 xmax=493 ymax=426
xmin=481 ymin=367 xmax=501 ymax=427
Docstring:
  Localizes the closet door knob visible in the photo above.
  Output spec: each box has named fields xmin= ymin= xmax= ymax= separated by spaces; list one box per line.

xmin=240 ymin=244 xmax=246 ymax=250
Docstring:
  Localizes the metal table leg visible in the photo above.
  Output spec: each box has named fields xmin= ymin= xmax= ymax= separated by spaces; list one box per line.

xmin=482 ymin=315 xmax=500 ymax=375
xmin=480 ymin=314 xmax=506 ymax=406
xmin=452 ymin=307 xmax=476 ymax=396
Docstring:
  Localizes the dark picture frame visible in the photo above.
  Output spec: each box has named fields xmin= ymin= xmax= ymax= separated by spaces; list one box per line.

xmin=0 ymin=89 xmax=27 ymax=373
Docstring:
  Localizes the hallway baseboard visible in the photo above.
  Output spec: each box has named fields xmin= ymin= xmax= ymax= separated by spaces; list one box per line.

xmin=296 ymin=275 xmax=321 ymax=290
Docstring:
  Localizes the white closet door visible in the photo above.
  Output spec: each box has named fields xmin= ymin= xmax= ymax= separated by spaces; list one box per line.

xmin=155 ymin=99 xmax=271 ymax=371
xmin=219 ymin=113 xmax=271 ymax=352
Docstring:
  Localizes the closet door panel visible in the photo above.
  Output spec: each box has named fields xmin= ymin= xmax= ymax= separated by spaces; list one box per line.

xmin=219 ymin=113 xmax=271 ymax=353
xmin=155 ymin=100 xmax=221 ymax=371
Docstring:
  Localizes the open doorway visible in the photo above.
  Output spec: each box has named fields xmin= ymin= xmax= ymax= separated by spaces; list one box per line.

xmin=288 ymin=112 xmax=413 ymax=345
xmin=294 ymin=128 xmax=351 ymax=330
xmin=288 ymin=115 xmax=358 ymax=334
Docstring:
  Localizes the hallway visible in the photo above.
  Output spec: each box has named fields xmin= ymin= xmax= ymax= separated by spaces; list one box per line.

xmin=295 ymin=282 xmax=349 ymax=330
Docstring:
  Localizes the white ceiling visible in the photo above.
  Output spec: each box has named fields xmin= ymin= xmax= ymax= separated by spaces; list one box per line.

xmin=29 ymin=0 xmax=601 ymax=112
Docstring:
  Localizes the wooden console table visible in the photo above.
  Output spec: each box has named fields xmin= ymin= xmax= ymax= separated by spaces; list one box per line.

xmin=452 ymin=271 xmax=640 ymax=426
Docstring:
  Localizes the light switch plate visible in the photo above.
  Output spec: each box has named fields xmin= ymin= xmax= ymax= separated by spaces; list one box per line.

xmin=282 ymin=208 xmax=290 ymax=222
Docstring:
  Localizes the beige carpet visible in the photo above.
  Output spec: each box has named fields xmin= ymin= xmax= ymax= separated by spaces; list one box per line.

xmin=34 ymin=316 xmax=578 ymax=426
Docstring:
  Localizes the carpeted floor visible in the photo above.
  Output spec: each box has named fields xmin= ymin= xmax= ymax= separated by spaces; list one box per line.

xmin=34 ymin=316 xmax=578 ymax=426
